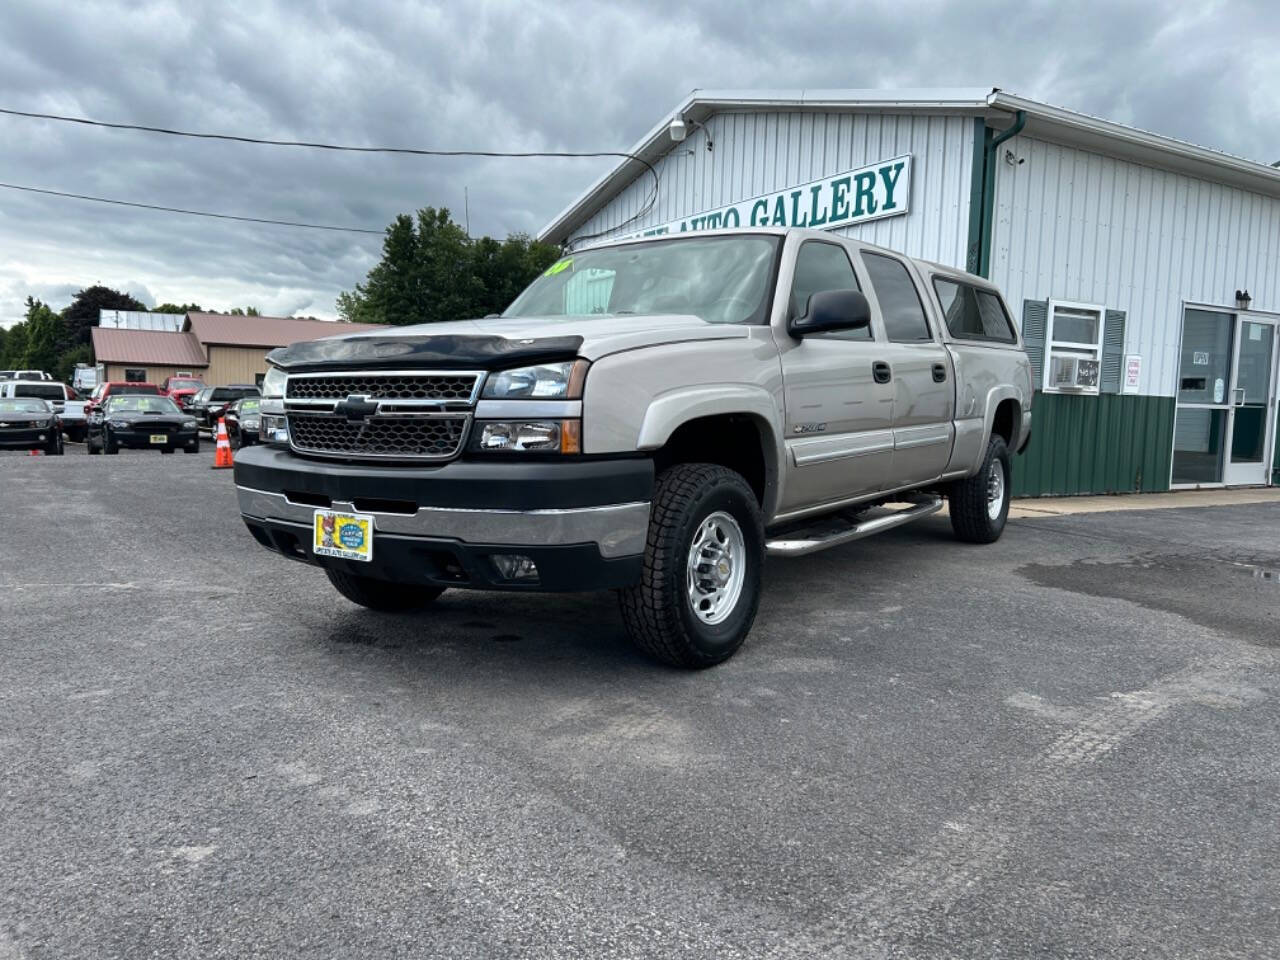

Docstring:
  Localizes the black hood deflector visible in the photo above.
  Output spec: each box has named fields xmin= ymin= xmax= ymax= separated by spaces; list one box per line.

xmin=267 ymin=334 xmax=585 ymax=371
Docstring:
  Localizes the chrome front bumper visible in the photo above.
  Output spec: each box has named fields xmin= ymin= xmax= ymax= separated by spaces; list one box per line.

xmin=235 ymin=486 xmax=650 ymax=559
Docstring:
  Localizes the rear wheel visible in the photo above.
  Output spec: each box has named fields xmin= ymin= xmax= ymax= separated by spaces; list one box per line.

xmin=949 ymin=434 xmax=1011 ymax=543
xmin=325 ymin=569 xmax=446 ymax=612
xmin=618 ymin=463 xmax=764 ymax=668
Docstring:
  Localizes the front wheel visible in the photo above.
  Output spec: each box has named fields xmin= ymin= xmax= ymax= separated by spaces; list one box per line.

xmin=949 ymin=434 xmax=1011 ymax=544
xmin=618 ymin=463 xmax=764 ymax=668
xmin=325 ymin=569 xmax=446 ymax=612
xmin=103 ymin=430 xmax=119 ymax=455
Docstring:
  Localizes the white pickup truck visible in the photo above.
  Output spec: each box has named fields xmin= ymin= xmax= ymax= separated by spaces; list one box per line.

xmin=0 ymin=380 xmax=87 ymax=442
xmin=235 ymin=228 xmax=1033 ymax=667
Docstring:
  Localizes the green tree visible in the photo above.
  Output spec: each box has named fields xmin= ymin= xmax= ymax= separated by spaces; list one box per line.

xmin=152 ymin=302 xmax=204 ymax=314
xmin=228 ymin=306 xmax=261 ymax=316
xmin=23 ymin=298 xmax=65 ymax=374
xmin=337 ymin=207 xmax=560 ymax=325
xmin=53 ymin=344 xmax=92 ymax=383
xmin=1 ymin=323 xmax=28 ymax=369
xmin=60 ymin=285 xmax=146 ymax=351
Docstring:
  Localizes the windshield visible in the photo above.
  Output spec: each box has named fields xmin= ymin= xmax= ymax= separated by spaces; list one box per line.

xmin=237 ymin=399 xmax=261 ymax=415
xmin=212 ymin=387 xmax=259 ymax=400
xmin=169 ymin=379 xmax=203 ymax=391
xmin=112 ymin=384 xmax=160 ymax=396
xmin=14 ymin=384 xmax=64 ymax=400
xmin=106 ymin=396 xmax=181 ymax=415
xmin=0 ymin=398 xmax=50 ymax=414
xmin=504 ymin=234 xmax=781 ymax=325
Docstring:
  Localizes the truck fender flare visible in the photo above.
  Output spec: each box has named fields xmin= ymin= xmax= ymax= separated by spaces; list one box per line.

xmin=981 ymin=385 xmax=1025 ymax=450
xmin=636 ymin=384 xmax=785 ymax=515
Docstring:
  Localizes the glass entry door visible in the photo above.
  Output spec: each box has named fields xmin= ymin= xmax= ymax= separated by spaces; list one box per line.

xmin=1173 ymin=308 xmax=1279 ymax=487
xmin=1223 ymin=317 xmax=1277 ymax=486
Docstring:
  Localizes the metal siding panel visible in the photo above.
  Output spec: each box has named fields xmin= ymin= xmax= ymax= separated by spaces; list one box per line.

xmin=568 ymin=110 xmax=973 ymax=269
xmin=1012 ymin=394 xmax=1175 ymax=496
xmin=991 ymin=134 xmax=1280 ymax=399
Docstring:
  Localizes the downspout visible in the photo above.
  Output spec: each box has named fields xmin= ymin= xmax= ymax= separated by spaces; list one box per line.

xmin=977 ymin=110 xmax=1026 ymax=278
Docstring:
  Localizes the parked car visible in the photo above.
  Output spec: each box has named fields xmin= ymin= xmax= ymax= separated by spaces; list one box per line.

xmin=224 ymin=397 xmax=262 ymax=449
xmin=0 ymin=398 xmax=64 ymax=454
xmin=0 ymin=380 xmax=87 ymax=442
xmin=85 ymin=381 xmax=164 ymax=416
xmin=160 ymin=375 xmax=207 ymax=411
xmin=0 ymin=369 xmax=53 ymax=381
xmin=235 ymin=227 xmax=1033 ymax=668
xmin=86 ymin=395 xmax=200 ymax=455
xmin=190 ymin=385 xmax=261 ymax=431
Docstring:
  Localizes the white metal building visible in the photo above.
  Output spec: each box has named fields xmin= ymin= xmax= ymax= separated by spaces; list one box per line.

xmin=539 ymin=88 xmax=1280 ymax=495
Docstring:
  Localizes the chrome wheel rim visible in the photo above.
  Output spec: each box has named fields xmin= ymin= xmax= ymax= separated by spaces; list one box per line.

xmin=987 ymin=459 xmax=1006 ymax=521
xmin=687 ymin=511 xmax=747 ymax=625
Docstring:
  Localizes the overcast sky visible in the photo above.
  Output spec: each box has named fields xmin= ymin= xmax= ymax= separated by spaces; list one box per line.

xmin=1 ymin=0 xmax=1276 ymax=326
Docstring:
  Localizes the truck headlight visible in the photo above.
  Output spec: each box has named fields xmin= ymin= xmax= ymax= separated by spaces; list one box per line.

xmin=481 ymin=360 xmax=588 ymax=400
xmin=261 ymin=364 xmax=287 ymax=399
xmin=472 ymin=419 xmax=581 ymax=454
xmin=261 ymin=415 xmax=289 ymax=444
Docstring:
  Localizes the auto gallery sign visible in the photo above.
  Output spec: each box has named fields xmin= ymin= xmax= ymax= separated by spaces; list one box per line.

xmin=628 ymin=154 xmax=911 ymax=238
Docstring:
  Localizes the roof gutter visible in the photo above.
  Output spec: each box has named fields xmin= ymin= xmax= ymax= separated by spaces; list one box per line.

xmin=966 ymin=107 xmax=1025 ymax=277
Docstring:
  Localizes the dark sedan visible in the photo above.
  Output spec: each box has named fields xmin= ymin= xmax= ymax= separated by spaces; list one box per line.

xmin=224 ymin=397 xmax=262 ymax=449
xmin=0 ymin=398 xmax=64 ymax=454
xmin=86 ymin=395 xmax=200 ymax=455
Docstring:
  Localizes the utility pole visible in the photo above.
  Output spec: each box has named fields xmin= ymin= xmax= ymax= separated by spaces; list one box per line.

xmin=464 ymin=186 xmax=470 ymax=237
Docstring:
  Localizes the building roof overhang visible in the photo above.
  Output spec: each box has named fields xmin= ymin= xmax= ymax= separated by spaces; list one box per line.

xmin=538 ymin=87 xmax=1280 ymax=245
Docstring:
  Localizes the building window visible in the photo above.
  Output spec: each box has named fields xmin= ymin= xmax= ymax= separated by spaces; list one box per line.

xmin=1043 ymin=300 xmax=1104 ymax=394
xmin=124 ymin=368 xmax=147 ymax=383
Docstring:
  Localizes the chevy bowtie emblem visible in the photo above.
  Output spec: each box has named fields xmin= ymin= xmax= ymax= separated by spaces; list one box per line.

xmin=334 ymin=394 xmax=379 ymax=421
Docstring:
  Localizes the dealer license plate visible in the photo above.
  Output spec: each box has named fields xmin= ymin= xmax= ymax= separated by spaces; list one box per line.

xmin=149 ymin=434 xmax=167 ymax=444
xmin=313 ymin=509 xmax=374 ymax=562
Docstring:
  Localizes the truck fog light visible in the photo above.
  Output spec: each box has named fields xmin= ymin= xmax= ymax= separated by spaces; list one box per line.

xmin=491 ymin=554 xmax=539 ymax=581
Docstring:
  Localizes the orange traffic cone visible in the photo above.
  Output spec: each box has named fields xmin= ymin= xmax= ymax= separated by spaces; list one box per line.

xmin=212 ymin=417 xmax=234 ymax=469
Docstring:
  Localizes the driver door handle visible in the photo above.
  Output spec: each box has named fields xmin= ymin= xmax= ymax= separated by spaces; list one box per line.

xmin=872 ymin=361 xmax=892 ymax=384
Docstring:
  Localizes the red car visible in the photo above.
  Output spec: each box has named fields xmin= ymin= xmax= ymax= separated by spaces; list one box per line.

xmin=160 ymin=375 xmax=207 ymax=411
xmin=85 ymin=381 xmax=164 ymax=415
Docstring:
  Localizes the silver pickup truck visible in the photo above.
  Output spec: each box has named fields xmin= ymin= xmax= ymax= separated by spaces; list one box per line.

xmin=234 ymin=228 xmax=1032 ymax=667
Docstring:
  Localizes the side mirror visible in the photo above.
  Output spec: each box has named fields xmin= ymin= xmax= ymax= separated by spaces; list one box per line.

xmin=788 ymin=289 xmax=872 ymax=338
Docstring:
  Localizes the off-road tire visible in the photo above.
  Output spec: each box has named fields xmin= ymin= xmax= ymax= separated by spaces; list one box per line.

xmin=618 ymin=463 xmax=765 ymax=668
xmin=326 ymin=569 xmax=446 ymax=612
xmin=949 ymin=433 xmax=1011 ymax=544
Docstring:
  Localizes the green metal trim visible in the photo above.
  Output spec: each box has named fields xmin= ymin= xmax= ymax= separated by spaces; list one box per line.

xmin=1011 ymin=393 xmax=1175 ymax=497
xmin=978 ymin=111 xmax=1025 ymax=278
xmin=965 ymin=117 xmax=987 ymax=275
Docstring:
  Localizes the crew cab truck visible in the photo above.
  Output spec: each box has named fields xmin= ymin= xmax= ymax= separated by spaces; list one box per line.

xmin=234 ymin=228 xmax=1032 ymax=667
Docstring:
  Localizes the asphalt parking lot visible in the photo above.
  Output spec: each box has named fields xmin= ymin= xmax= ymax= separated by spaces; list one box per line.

xmin=3 ymin=445 xmax=1279 ymax=959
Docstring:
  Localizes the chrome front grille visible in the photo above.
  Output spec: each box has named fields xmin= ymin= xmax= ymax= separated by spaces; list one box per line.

xmin=288 ymin=413 xmax=468 ymax=459
xmin=285 ymin=372 xmax=481 ymax=403
xmin=282 ymin=369 xmax=483 ymax=461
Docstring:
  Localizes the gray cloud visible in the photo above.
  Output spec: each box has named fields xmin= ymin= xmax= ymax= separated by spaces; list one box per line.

xmin=1 ymin=0 xmax=1274 ymax=327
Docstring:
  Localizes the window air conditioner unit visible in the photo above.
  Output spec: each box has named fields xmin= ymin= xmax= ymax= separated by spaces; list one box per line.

xmin=1048 ymin=352 xmax=1100 ymax=390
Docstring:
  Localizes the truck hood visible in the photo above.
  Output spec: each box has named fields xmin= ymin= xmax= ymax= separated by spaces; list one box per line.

xmin=267 ymin=315 xmax=748 ymax=371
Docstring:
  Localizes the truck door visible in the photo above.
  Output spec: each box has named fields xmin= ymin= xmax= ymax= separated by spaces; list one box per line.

xmin=775 ymin=239 xmax=896 ymax=515
xmin=858 ymin=251 xmax=955 ymax=487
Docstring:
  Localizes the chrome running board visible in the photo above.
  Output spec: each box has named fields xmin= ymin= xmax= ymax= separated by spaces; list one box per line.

xmin=765 ymin=495 xmax=944 ymax=557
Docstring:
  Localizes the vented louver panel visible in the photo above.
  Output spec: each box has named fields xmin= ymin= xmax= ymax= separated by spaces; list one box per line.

xmin=286 ymin=374 xmax=479 ymax=402
xmin=288 ymin=413 xmax=468 ymax=459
